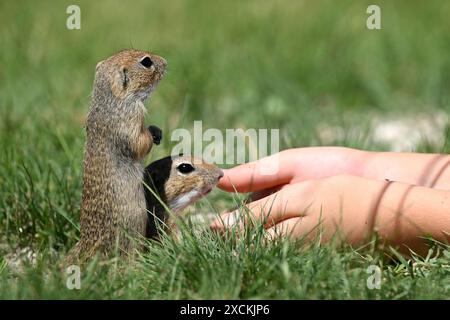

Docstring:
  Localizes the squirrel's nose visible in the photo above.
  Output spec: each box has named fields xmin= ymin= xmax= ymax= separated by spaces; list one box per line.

xmin=158 ymin=57 xmax=167 ymax=71
xmin=152 ymin=56 xmax=167 ymax=74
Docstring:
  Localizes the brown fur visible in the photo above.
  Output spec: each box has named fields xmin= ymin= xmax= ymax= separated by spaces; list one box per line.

xmin=144 ymin=155 xmax=224 ymax=239
xmin=67 ymin=49 xmax=166 ymax=264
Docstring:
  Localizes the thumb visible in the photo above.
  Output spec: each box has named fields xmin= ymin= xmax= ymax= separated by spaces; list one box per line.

xmin=211 ymin=185 xmax=300 ymax=230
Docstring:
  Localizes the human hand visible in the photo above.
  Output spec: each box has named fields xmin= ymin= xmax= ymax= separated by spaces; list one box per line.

xmin=211 ymin=148 xmax=450 ymax=255
xmin=211 ymin=147 xmax=370 ymax=241
xmin=212 ymin=172 xmax=378 ymax=245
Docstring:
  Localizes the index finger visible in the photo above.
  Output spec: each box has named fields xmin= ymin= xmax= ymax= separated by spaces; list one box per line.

xmin=218 ymin=150 xmax=297 ymax=193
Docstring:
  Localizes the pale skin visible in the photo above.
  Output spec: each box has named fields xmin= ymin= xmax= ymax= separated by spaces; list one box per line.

xmin=211 ymin=147 xmax=450 ymax=256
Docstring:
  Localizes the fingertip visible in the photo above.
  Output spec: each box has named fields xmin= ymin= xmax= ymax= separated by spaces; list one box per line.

xmin=217 ymin=170 xmax=238 ymax=191
xmin=210 ymin=211 xmax=228 ymax=229
xmin=210 ymin=211 xmax=239 ymax=230
xmin=217 ymin=175 xmax=230 ymax=188
xmin=210 ymin=218 xmax=223 ymax=230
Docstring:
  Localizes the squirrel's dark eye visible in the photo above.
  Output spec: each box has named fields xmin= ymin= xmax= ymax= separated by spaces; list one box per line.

xmin=140 ymin=56 xmax=153 ymax=68
xmin=177 ymin=163 xmax=195 ymax=174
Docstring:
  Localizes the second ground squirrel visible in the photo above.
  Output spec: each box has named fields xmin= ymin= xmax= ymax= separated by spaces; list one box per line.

xmin=144 ymin=155 xmax=224 ymax=239
xmin=69 ymin=49 xmax=167 ymax=262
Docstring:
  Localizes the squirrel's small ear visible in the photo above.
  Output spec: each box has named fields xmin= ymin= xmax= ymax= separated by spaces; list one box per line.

xmin=120 ymin=67 xmax=128 ymax=89
xmin=111 ymin=67 xmax=129 ymax=97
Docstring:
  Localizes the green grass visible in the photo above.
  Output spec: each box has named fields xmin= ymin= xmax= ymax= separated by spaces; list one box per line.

xmin=1 ymin=0 xmax=450 ymax=299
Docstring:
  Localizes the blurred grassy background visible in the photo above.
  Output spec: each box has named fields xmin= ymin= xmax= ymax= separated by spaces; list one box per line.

xmin=0 ymin=0 xmax=449 ymax=299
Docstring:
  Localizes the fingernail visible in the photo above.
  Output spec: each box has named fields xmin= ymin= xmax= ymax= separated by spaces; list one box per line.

xmin=222 ymin=212 xmax=238 ymax=227
xmin=211 ymin=212 xmax=238 ymax=229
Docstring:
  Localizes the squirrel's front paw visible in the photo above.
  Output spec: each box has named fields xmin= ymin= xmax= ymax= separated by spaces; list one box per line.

xmin=148 ymin=125 xmax=162 ymax=145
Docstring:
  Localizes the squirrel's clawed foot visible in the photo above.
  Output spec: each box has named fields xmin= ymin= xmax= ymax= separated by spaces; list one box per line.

xmin=148 ymin=125 xmax=162 ymax=145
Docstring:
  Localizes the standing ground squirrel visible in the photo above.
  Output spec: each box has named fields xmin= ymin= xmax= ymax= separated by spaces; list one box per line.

xmin=144 ymin=155 xmax=224 ymax=239
xmin=69 ymin=49 xmax=166 ymax=263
